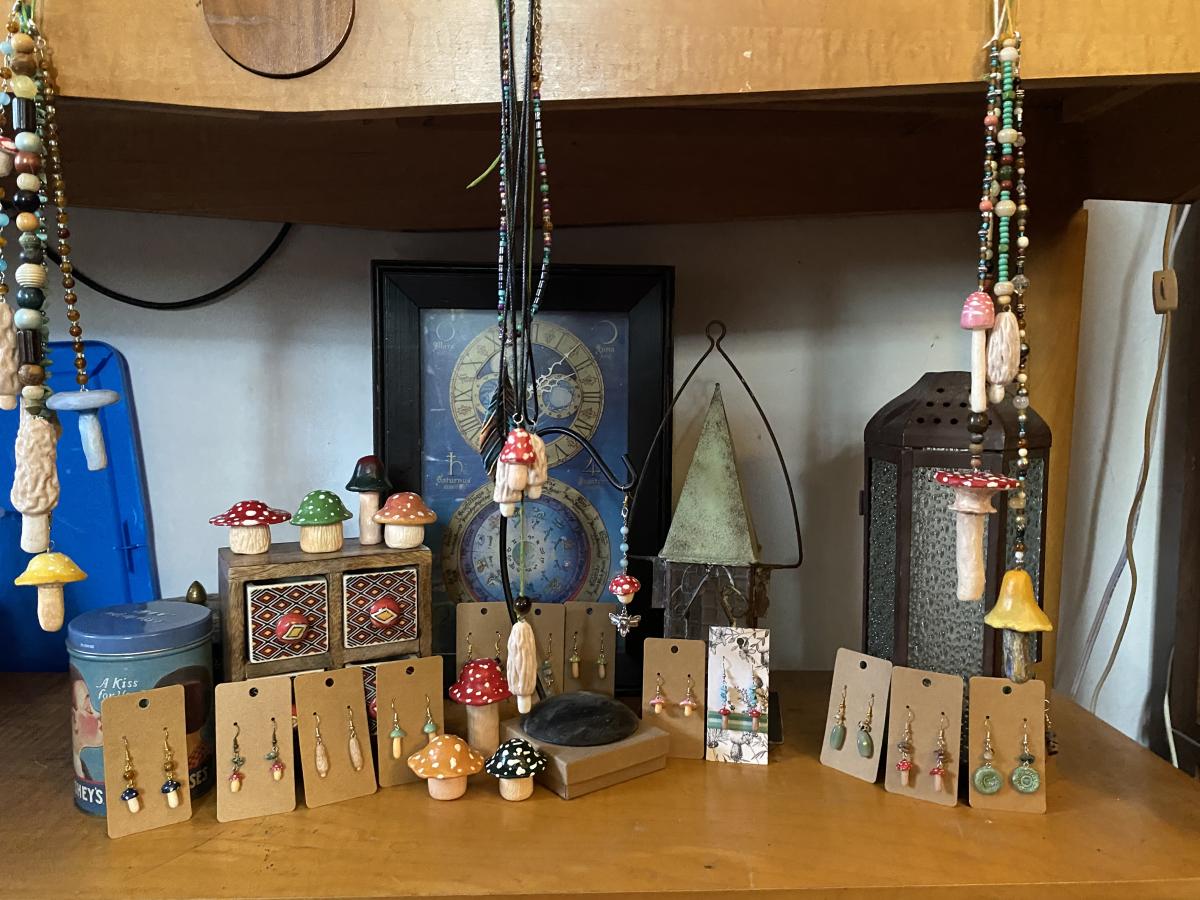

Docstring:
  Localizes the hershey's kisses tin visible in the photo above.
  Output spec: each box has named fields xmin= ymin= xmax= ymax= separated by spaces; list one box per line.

xmin=66 ymin=601 xmax=215 ymax=815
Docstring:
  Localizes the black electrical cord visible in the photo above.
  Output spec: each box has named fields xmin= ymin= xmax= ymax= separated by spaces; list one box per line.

xmin=44 ymin=222 xmax=293 ymax=311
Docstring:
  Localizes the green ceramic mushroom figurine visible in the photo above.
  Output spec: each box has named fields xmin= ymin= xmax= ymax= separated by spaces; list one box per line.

xmin=484 ymin=738 xmax=548 ymax=802
xmin=292 ymin=489 xmax=353 ymax=553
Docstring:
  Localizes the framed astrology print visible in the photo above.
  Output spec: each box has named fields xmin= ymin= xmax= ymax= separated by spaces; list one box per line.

xmin=373 ymin=263 xmax=673 ymax=672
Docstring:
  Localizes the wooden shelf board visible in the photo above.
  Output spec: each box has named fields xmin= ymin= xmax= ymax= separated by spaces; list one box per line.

xmin=4 ymin=670 xmax=1199 ymax=898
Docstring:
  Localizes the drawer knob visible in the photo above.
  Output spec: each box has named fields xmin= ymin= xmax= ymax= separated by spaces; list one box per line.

xmin=275 ymin=611 xmax=310 ymax=642
xmin=368 ymin=596 xmax=402 ymax=628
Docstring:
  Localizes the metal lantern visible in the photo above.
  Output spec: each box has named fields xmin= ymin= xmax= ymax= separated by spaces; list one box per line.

xmin=861 ymin=371 xmax=1051 ymax=680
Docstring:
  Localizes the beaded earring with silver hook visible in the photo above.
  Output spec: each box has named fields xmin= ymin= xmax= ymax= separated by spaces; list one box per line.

xmin=829 ymin=684 xmax=848 ymax=750
xmin=930 ymin=712 xmax=950 ymax=792
xmin=346 ymin=706 xmax=364 ymax=772
xmin=494 ymin=629 xmax=504 ymax=665
xmin=972 ymin=716 xmax=1002 ymax=794
xmin=313 ymin=712 xmax=330 ymax=779
xmin=228 ymin=722 xmax=246 ymax=793
xmin=1044 ymin=698 xmax=1059 ymax=756
xmin=597 ymin=631 xmax=607 ymax=679
xmin=569 ymin=631 xmax=582 ymax=679
xmin=856 ymin=694 xmax=875 ymax=758
xmin=422 ymin=694 xmax=438 ymax=743
xmin=265 ymin=717 xmax=285 ymax=781
xmin=160 ymin=727 xmax=182 ymax=808
xmin=650 ymin=673 xmax=666 ymax=714
xmin=1010 ymin=717 xmax=1041 ymax=794
xmin=540 ymin=632 xmax=556 ymax=694
xmin=895 ymin=707 xmax=914 ymax=785
xmin=388 ymin=700 xmax=406 ymax=760
xmin=679 ymin=674 xmax=698 ymax=717
xmin=119 ymin=736 xmax=141 ymax=813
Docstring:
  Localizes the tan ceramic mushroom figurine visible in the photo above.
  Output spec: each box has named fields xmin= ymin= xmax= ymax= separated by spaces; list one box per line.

xmin=484 ymin=738 xmax=548 ymax=802
xmin=373 ymin=492 xmax=437 ymax=549
xmin=984 ymin=568 xmax=1053 ymax=683
xmin=449 ymin=657 xmax=512 ymax=756
xmin=933 ymin=471 xmax=1019 ymax=601
xmin=14 ymin=551 xmax=86 ymax=631
xmin=406 ymin=733 xmax=484 ymax=801
xmin=209 ymin=500 xmax=292 ymax=554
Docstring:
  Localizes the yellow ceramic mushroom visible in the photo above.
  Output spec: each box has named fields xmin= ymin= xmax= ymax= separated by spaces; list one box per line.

xmin=984 ymin=568 xmax=1052 ymax=683
xmin=15 ymin=551 xmax=86 ymax=632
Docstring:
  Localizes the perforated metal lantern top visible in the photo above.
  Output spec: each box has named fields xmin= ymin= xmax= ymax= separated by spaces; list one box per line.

xmin=862 ymin=372 xmax=1051 ymax=681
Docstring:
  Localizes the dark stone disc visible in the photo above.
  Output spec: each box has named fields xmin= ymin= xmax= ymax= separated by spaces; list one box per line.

xmin=522 ymin=691 xmax=638 ymax=747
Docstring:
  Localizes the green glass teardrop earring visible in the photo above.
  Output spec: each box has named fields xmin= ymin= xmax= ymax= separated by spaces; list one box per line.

xmin=856 ymin=693 xmax=875 ymax=758
xmin=972 ymin=716 xmax=1003 ymax=794
xmin=1010 ymin=718 xmax=1041 ymax=794
xmin=829 ymin=684 xmax=848 ymax=750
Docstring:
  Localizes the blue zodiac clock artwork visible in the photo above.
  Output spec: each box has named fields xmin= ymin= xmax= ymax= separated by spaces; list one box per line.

xmin=420 ymin=311 xmax=629 ymax=623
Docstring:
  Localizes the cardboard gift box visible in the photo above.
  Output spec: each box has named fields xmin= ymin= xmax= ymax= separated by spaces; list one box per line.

xmin=501 ymin=716 xmax=669 ymax=799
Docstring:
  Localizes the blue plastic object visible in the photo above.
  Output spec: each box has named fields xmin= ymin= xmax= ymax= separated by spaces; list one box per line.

xmin=0 ymin=341 xmax=159 ymax=671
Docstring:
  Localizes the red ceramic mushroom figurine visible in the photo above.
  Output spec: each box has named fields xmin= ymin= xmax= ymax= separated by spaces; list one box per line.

xmin=933 ymin=470 xmax=1020 ymax=601
xmin=448 ymin=657 xmax=512 ymax=756
xmin=373 ymin=492 xmax=437 ymax=549
xmin=608 ymin=573 xmax=641 ymax=606
xmin=494 ymin=428 xmax=536 ymax=516
xmin=961 ymin=291 xmax=995 ymax=415
xmin=209 ymin=500 xmax=292 ymax=555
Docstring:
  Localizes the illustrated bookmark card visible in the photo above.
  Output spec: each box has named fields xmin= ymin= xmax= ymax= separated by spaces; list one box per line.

xmin=705 ymin=626 xmax=769 ymax=765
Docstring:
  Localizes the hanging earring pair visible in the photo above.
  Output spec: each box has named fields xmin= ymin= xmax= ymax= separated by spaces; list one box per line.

xmin=229 ymin=717 xmax=286 ymax=792
xmin=828 ymin=688 xmax=874 ymax=758
xmin=650 ymin=673 xmax=698 ymax=717
xmin=114 ymin=730 xmax=181 ymax=815
xmin=311 ymin=708 xmax=365 ymax=777
xmin=973 ymin=717 xmax=1040 ymax=795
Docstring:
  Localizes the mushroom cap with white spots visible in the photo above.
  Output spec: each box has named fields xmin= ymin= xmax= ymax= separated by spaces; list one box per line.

xmin=933 ymin=470 xmax=1020 ymax=491
xmin=484 ymin=738 xmax=548 ymax=779
xmin=209 ymin=499 xmax=292 ymax=527
xmin=498 ymin=428 xmax=537 ymax=465
xmin=407 ymin=733 xmax=485 ymax=780
xmin=291 ymin=489 xmax=353 ymax=526
xmin=449 ymin=657 xmax=512 ymax=706
xmin=374 ymin=491 xmax=438 ymax=526
xmin=608 ymin=573 xmax=641 ymax=596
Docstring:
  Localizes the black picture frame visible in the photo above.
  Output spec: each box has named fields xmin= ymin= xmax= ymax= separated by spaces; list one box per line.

xmin=372 ymin=261 xmax=674 ymax=686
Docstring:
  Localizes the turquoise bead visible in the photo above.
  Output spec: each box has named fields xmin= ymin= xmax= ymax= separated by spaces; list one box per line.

xmin=856 ymin=727 xmax=874 ymax=758
xmin=829 ymin=723 xmax=846 ymax=751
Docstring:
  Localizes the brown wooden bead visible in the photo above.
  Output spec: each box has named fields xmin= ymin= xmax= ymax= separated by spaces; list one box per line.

xmin=14 ymin=151 xmax=39 ymax=174
xmin=10 ymin=31 xmax=34 ymax=51
xmin=15 ymin=212 xmax=38 ymax=232
xmin=7 ymin=21 xmax=21 ymax=34
xmin=66 ymin=309 xmax=80 ymax=321
xmin=59 ymin=261 xmax=72 ymax=274
xmin=74 ymin=358 xmax=87 ymax=370
xmin=68 ymin=325 xmax=82 ymax=337
xmin=62 ymin=276 xmax=75 ymax=289
xmin=57 ymin=228 xmax=70 ymax=239
xmin=76 ymin=373 xmax=88 ymax=386
xmin=0 ymin=66 xmax=11 ymax=79
xmin=9 ymin=54 xmax=34 ymax=76
xmin=63 ymin=291 xmax=76 ymax=303
xmin=57 ymin=243 xmax=71 ymax=256
xmin=17 ymin=364 xmax=43 ymax=386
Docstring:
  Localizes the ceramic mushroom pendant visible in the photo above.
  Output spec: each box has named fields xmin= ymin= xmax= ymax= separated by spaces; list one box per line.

xmin=984 ymin=568 xmax=1053 ymax=683
xmin=507 ymin=610 xmax=539 ymax=714
xmin=934 ymin=471 xmax=1019 ymax=601
xmin=494 ymin=428 xmax=537 ymax=516
xmin=345 ymin=455 xmax=391 ymax=546
xmin=209 ymin=500 xmax=292 ymax=554
xmin=14 ymin=551 xmax=85 ymax=632
xmin=10 ymin=407 xmax=59 ymax=553
xmin=292 ymin=490 xmax=353 ymax=553
xmin=45 ymin=389 xmax=120 ymax=471
xmin=407 ymin=734 xmax=484 ymax=800
xmin=373 ymin=491 xmax=437 ymax=549
xmin=485 ymin=738 xmax=548 ymax=801
xmin=0 ymin=299 xmax=18 ymax=410
xmin=449 ymin=657 xmax=512 ymax=757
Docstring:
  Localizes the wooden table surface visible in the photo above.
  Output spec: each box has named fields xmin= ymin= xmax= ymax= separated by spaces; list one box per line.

xmin=4 ymin=671 xmax=1199 ymax=899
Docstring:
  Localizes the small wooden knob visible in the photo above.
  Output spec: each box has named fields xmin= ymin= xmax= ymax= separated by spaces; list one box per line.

xmin=275 ymin=611 xmax=310 ymax=642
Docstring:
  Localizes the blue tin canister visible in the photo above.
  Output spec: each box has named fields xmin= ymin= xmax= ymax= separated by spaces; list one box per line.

xmin=66 ymin=601 xmax=215 ymax=815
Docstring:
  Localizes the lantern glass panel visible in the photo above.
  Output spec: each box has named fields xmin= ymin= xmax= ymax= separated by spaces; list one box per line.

xmin=866 ymin=459 xmax=899 ymax=659
xmin=907 ymin=467 xmax=986 ymax=677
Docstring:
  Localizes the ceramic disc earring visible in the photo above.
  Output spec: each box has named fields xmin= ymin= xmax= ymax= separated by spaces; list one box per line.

xmin=228 ymin=723 xmax=246 ymax=793
xmin=857 ymin=694 xmax=875 ymax=758
xmin=569 ymin=631 xmax=582 ymax=679
xmin=895 ymin=707 xmax=914 ymax=786
xmin=389 ymin=700 xmax=406 ymax=760
xmin=540 ymin=633 xmax=556 ymax=694
xmin=1010 ymin=718 xmax=1041 ymax=794
xmin=160 ymin=727 xmax=182 ymax=808
xmin=313 ymin=713 xmax=330 ymax=779
xmin=119 ymin=736 xmax=141 ymax=813
xmin=597 ymin=632 xmax=607 ymax=679
xmin=829 ymin=685 xmax=848 ymax=750
xmin=266 ymin=717 xmax=285 ymax=781
xmin=679 ymin=674 xmax=698 ymax=717
xmin=422 ymin=695 xmax=438 ymax=743
xmin=346 ymin=706 xmax=364 ymax=772
xmin=972 ymin=716 xmax=1002 ymax=794
xmin=650 ymin=673 xmax=666 ymax=714
xmin=930 ymin=713 xmax=950 ymax=792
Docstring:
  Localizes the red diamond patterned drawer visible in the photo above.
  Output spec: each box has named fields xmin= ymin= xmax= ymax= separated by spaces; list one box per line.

xmin=219 ymin=540 xmax=433 ymax=681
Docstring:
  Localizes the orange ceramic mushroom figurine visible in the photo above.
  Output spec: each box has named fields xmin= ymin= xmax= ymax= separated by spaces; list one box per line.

xmin=484 ymin=738 xmax=548 ymax=802
xmin=14 ymin=551 xmax=86 ymax=631
xmin=933 ymin=471 xmax=1019 ymax=601
xmin=209 ymin=500 xmax=292 ymax=554
xmin=406 ymin=733 xmax=484 ymax=801
xmin=373 ymin=492 xmax=437 ymax=550
xmin=449 ymin=657 xmax=512 ymax=756
xmin=983 ymin=568 xmax=1053 ymax=683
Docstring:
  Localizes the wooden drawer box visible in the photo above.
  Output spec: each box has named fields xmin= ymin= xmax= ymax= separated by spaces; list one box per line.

xmin=219 ymin=540 xmax=432 ymax=681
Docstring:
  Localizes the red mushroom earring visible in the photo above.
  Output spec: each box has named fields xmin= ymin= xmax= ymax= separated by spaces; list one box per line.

xmin=678 ymin=675 xmax=698 ymax=717
xmin=650 ymin=674 xmax=666 ymax=714
xmin=608 ymin=493 xmax=641 ymax=636
xmin=569 ymin=631 xmax=582 ymax=679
